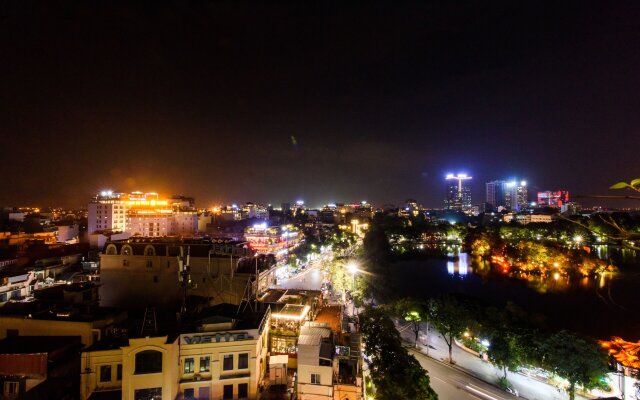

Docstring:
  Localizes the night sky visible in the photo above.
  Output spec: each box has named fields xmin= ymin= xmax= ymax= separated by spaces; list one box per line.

xmin=1 ymin=1 xmax=639 ymax=208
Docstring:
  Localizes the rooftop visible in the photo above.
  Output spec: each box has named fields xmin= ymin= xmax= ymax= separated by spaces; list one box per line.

xmin=272 ymin=304 xmax=310 ymax=321
xmin=0 ymin=336 xmax=81 ymax=357
xmin=314 ymin=305 xmax=342 ymax=333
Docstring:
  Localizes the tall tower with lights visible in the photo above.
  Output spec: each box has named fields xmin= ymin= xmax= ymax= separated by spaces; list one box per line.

xmin=444 ymin=173 xmax=472 ymax=212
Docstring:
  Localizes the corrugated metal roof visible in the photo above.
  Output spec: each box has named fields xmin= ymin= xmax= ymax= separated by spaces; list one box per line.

xmin=300 ymin=325 xmax=331 ymax=338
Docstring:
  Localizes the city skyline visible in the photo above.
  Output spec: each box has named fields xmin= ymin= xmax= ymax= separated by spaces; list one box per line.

xmin=1 ymin=2 xmax=639 ymax=208
xmin=0 ymin=170 xmax=623 ymax=211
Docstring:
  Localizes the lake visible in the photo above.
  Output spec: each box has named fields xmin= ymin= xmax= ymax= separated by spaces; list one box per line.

xmin=390 ymin=249 xmax=640 ymax=340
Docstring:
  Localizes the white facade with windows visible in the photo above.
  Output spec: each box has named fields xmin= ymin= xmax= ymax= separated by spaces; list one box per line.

xmin=88 ymin=202 xmax=128 ymax=234
xmin=88 ymin=192 xmax=198 ymax=237
xmin=297 ymin=326 xmax=334 ymax=400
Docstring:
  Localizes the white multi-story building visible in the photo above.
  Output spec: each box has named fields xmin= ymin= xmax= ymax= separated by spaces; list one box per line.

xmin=127 ymin=212 xmax=172 ymax=237
xmin=88 ymin=191 xmax=128 ymax=234
xmin=297 ymin=325 xmax=334 ymax=400
xmin=88 ymin=191 xmax=197 ymax=237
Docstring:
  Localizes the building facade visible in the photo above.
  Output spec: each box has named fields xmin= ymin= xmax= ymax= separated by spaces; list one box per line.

xmin=99 ymin=238 xmax=256 ymax=310
xmin=444 ymin=174 xmax=472 ymax=213
xmin=88 ymin=191 xmax=198 ymax=237
xmin=537 ymin=190 xmax=569 ymax=208
xmin=80 ymin=310 xmax=270 ymax=400
xmin=486 ymin=180 xmax=528 ymax=211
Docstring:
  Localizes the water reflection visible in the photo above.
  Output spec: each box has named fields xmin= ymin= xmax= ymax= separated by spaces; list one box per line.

xmin=594 ymin=245 xmax=638 ymax=266
xmin=446 ymin=252 xmax=469 ymax=277
xmin=447 ymin=252 xmax=615 ymax=294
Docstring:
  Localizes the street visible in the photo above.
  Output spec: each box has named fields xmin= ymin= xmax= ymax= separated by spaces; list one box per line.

xmin=272 ymin=263 xmax=324 ymax=291
xmin=409 ymin=348 xmax=518 ymax=400
xmin=396 ymin=319 xmax=589 ymax=400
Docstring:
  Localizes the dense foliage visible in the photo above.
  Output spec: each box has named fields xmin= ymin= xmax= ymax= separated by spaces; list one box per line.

xmin=541 ymin=331 xmax=609 ymax=400
xmin=359 ymin=307 xmax=438 ymax=400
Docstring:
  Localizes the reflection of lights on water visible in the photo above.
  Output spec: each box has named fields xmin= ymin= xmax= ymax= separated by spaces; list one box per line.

xmin=458 ymin=253 xmax=468 ymax=275
xmin=446 ymin=253 xmax=469 ymax=277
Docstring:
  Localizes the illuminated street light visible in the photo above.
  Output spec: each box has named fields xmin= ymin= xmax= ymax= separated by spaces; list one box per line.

xmin=347 ymin=261 xmax=358 ymax=275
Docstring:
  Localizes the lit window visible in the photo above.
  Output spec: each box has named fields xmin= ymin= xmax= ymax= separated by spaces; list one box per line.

xmin=200 ymin=356 xmax=210 ymax=372
xmin=4 ymin=381 xmax=19 ymax=395
xmin=184 ymin=358 xmax=194 ymax=374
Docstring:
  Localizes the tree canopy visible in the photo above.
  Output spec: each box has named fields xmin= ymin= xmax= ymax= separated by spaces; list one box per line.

xmin=541 ymin=331 xmax=609 ymax=400
xmin=360 ymin=307 xmax=438 ymax=400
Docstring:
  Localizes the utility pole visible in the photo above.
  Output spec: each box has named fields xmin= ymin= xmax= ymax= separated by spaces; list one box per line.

xmin=178 ymin=245 xmax=191 ymax=316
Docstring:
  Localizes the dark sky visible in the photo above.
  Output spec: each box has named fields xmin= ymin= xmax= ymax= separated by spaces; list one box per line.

xmin=1 ymin=1 xmax=639 ymax=208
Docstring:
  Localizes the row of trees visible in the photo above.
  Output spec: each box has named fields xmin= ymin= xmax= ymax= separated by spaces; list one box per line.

xmin=393 ymin=295 xmax=609 ymax=400
xmin=359 ymin=306 xmax=438 ymax=400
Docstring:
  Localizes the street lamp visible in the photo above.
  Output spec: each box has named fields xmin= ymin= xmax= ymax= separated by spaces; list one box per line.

xmin=347 ymin=261 xmax=358 ymax=275
xmin=346 ymin=261 xmax=359 ymax=316
xmin=574 ymin=235 xmax=583 ymax=246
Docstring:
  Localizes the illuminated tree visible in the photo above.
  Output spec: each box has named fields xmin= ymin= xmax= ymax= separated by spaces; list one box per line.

xmin=394 ymin=298 xmax=424 ymax=348
xmin=470 ymin=235 xmax=491 ymax=256
xmin=541 ymin=331 xmax=608 ymax=400
xmin=488 ymin=333 xmax=527 ymax=378
xmin=428 ymin=295 xmax=472 ymax=364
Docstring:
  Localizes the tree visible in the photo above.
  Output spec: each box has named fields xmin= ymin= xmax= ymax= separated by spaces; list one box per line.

xmin=360 ymin=307 xmax=438 ymax=400
xmin=428 ymin=295 xmax=472 ymax=363
xmin=363 ymin=227 xmax=393 ymax=300
xmin=541 ymin=331 xmax=609 ymax=400
xmin=563 ymin=179 xmax=640 ymax=251
xmin=488 ymin=333 xmax=527 ymax=378
xmin=394 ymin=298 xmax=424 ymax=348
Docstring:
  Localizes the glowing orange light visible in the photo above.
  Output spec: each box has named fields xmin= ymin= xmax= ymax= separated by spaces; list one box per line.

xmin=601 ymin=337 xmax=640 ymax=369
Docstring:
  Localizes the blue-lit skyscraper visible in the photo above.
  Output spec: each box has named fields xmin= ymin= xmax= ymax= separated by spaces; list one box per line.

xmin=444 ymin=173 xmax=472 ymax=213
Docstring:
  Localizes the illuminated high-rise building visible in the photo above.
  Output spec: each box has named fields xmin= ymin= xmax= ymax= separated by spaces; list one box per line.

xmin=88 ymin=191 xmax=197 ymax=236
xmin=537 ymin=190 xmax=569 ymax=208
xmin=87 ymin=191 xmax=128 ymax=234
xmin=444 ymin=173 xmax=472 ymax=212
xmin=486 ymin=180 xmax=506 ymax=209
xmin=486 ymin=179 xmax=528 ymax=211
xmin=505 ymin=180 xmax=528 ymax=211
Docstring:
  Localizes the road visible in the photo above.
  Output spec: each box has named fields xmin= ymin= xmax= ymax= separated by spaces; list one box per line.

xmin=409 ymin=347 xmax=518 ymax=400
xmin=396 ymin=320 xmax=589 ymax=400
xmin=272 ymin=263 xmax=324 ymax=291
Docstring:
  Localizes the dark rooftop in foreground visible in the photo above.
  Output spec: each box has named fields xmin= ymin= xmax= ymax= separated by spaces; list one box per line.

xmin=0 ymin=336 xmax=81 ymax=356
